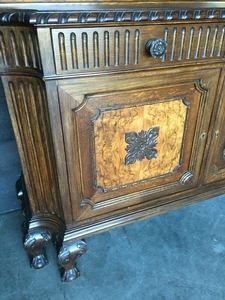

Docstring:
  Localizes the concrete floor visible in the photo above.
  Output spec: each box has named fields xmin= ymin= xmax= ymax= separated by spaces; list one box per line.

xmin=0 ymin=195 xmax=225 ymax=300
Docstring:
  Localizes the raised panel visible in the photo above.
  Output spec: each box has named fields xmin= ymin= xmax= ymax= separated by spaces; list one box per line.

xmin=202 ymin=71 xmax=225 ymax=183
xmin=91 ymin=92 xmax=188 ymax=191
xmin=57 ymin=67 xmax=219 ymax=223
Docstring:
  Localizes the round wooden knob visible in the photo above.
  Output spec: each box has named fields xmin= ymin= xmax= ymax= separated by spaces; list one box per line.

xmin=145 ymin=38 xmax=167 ymax=58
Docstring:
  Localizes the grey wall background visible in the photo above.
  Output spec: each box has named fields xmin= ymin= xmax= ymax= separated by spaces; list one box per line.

xmin=0 ymin=79 xmax=21 ymax=213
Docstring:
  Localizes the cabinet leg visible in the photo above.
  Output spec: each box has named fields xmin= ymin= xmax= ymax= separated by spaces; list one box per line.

xmin=23 ymin=230 xmax=52 ymax=269
xmin=58 ymin=240 xmax=87 ymax=283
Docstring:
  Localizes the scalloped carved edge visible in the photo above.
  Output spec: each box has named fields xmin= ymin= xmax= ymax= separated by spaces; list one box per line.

xmin=0 ymin=9 xmax=225 ymax=25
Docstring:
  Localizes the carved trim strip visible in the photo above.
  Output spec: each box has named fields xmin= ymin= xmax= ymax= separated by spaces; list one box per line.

xmin=114 ymin=30 xmax=119 ymax=66
xmin=10 ymin=30 xmax=19 ymax=66
xmin=93 ymin=31 xmax=99 ymax=68
xmin=218 ymin=26 xmax=225 ymax=56
xmin=195 ymin=27 xmax=203 ymax=58
xmin=0 ymin=27 xmax=42 ymax=73
xmin=178 ymin=27 xmax=186 ymax=61
xmin=53 ymin=28 xmax=139 ymax=73
xmin=134 ymin=29 xmax=140 ymax=65
xmin=170 ymin=27 xmax=177 ymax=61
xmin=104 ymin=31 xmax=109 ymax=67
xmin=70 ymin=32 xmax=78 ymax=69
xmin=203 ymin=26 xmax=210 ymax=58
xmin=22 ymin=9 xmax=225 ymax=25
xmin=0 ymin=31 xmax=8 ymax=66
xmin=3 ymin=76 xmax=62 ymax=217
xmin=81 ymin=181 xmax=180 ymax=211
xmin=124 ymin=30 xmax=130 ymax=66
xmin=51 ymin=24 xmax=225 ymax=75
xmin=162 ymin=28 xmax=168 ymax=62
xmin=58 ymin=32 xmax=67 ymax=71
xmin=82 ymin=32 xmax=89 ymax=68
xmin=0 ymin=9 xmax=225 ymax=25
xmin=210 ymin=26 xmax=218 ymax=57
xmin=187 ymin=27 xmax=194 ymax=60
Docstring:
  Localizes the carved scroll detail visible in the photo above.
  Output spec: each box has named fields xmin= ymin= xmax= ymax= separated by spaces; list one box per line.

xmin=2 ymin=76 xmax=62 ymax=217
xmin=125 ymin=127 xmax=159 ymax=166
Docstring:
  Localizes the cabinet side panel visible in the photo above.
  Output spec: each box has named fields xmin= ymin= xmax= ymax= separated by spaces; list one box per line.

xmin=2 ymin=75 xmax=63 ymax=218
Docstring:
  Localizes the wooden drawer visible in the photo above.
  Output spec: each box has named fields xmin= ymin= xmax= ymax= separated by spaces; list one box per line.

xmin=52 ymin=23 xmax=225 ymax=75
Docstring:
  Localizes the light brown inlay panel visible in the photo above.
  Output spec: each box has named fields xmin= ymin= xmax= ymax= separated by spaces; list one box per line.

xmin=93 ymin=98 xmax=187 ymax=190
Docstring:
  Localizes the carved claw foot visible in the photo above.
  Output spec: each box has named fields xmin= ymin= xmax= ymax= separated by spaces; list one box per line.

xmin=23 ymin=230 xmax=52 ymax=269
xmin=58 ymin=240 xmax=87 ymax=283
xmin=61 ymin=266 xmax=80 ymax=282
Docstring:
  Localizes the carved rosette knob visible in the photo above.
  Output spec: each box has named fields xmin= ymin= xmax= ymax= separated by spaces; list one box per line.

xmin=145 ymin=38 xmax=167 ymax=58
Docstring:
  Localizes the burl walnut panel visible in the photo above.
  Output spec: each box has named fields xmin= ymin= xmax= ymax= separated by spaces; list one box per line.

xmin=93 ymin=92 xmax=188 ymax=190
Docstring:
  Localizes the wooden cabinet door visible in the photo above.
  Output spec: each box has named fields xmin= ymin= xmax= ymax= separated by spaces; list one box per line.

xmin=57 ymin=67 xmax=219 ymax=223
xmin=202 ymin=70 xmax=225 ymax=184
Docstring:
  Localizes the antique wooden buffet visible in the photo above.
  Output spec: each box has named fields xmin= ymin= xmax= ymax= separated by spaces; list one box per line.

xmin=1 ymin=0 xmax=225 ymax=282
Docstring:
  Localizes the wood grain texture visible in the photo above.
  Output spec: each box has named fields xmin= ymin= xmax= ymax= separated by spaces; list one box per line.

xmin=0 ymin=26 xmax=42 ymax=73
xmin=93 ymin=96 xmax=187 ymax=190
xmin=57 ymin=66 xmax=220 ymax=223
xmin=1 ymin=1 xmax=225 ymax=282
xmin=202 ymin=68 xmax=225 ymax=184
xmin=51 ymin=23 xmax=225 ymax=76
xmin=1 ymin=75 xmax=63 ymax=218
xmin=32 ymin=9 xmax=225 ymax=25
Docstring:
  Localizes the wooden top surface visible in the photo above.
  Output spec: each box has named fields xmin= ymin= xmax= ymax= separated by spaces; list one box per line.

xmin=0 ymin=0 xmax=224 ymax=24
xmin=0 ymin=0 xmax=224 ymax=2
xmin=0 ymin=0 xmax=225 ymax=9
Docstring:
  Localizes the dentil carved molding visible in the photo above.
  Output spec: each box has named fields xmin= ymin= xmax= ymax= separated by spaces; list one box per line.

xmin=0 ymin=9 xmax=225 ymax=25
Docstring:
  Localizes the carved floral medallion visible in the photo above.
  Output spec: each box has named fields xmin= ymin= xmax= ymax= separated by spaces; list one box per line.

xmin=125 ymin=126 xmax=160 ymax=165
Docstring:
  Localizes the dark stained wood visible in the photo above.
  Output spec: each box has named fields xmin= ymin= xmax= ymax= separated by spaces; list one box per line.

xmin=0 ymin=0 xmax=225 ymax=283
xmin=201 ymin=68 xmax=225 ymax=184
xmin=51 ymin=24 xmax=225 ymax=76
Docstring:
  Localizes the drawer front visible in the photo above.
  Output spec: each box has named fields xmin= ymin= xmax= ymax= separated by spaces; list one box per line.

xmin=52 ymin=23 xmax=225 ymax=75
